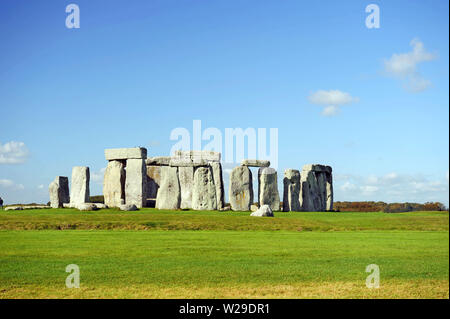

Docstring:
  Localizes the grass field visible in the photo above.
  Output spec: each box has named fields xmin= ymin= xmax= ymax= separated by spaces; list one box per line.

xmin=0 ymin=208 xmax=448 ymax=299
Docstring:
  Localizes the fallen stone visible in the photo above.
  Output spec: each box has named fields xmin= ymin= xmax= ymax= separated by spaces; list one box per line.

xmin=283 ymin=169 xmax=301 ymax=211
xmin=229 ymin=166 xmax=253 ymax=211
xmin=241 ymin=159 xmax=270 ymax=167
xmin=258 ymin=167 xmax=280 ymax=211
xmin=4 ymin=206 xmax=24 ymax=211
xmin=125 ymin=159 xmax=147 ymax=208
xmin=145 ymin=156 xmax=171 ymax=166
xmin=179 ymin=166 xmax=194 ymax=209
xmin=49 ymin=176 xmax=70 ymax=208
xmin=192 ymin=166 xmax=217 ymax=210
xmin=103 ymin=160 xmax=125 ymax=207
xmin=156 ymin=166 xmax=181 ymax=210
xmin=70 ymin=166 xmax=90 ymax=205
xmin=210 ymin=162 xmax=225 ymax=210
xmin=93 ymin=203 xmax=108 ymax=209
xmin=119 ymin=204 xmax=138 ymax=211
xmin=250 ymin=204 xmax=274 ymax=217
xmin=105 ymin=147 xmax=147 ymax=161
xmin=251 ymin=204 xmax=259 ymax=212
xmin=76 ymin=203 xmax=98 ymax=211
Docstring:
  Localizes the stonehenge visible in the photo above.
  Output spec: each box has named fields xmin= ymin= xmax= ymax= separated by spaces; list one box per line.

xmin=49 ymin=176 xmax=70 ymax=208
xmin=48 ymin=146 xmax=334 ymax=213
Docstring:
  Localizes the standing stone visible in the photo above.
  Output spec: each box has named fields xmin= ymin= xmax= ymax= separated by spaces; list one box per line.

xmin=259 ymin=167 xmax=280 ymax=211
xmin=283 ymin=169 xmax=301 ymax=212
xmin=210 ymin=162 xmax=224 ymax=210
xmin=125 ymin=159 xmax=147 ymax=208
xmin=49 ymin=176 xmax=70 ymax=208
xmin=70 ymin=166 xmax=90 ymax=205
xmin=229 ymin=166 xmax=253 ymax=211
xmin=192 ymin=167 xmax=217 ymax=210
xmin=147 ymin=165 xmax=162 ymax=199
xmin=179 ymin=166 xmax=194 ymax=209
xmin=103 ymin=160 xmax=125 ymax=207
xmin=156 ymin=166 xmax=181 ymax=210
xmin=250 ymin=204 xmax=274 ymax=217
xmin=299 ymin=164 xmax=333 ymax=212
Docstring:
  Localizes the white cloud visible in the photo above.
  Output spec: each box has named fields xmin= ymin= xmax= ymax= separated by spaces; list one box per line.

xmin=37 ymin=184 xmax=44 ymax=189
xmin=308 ymin=90 xmax=359 ymax=117
xmin=0 ymin=141 xmax=30 ymax=164
xmin=0 ymin=179 xmax=24 ymax=190
xmin=384 ymin=38 xmax=436 ymax=93
xmin=91 ymin=167 xmax=106 ymax=184
xmin=335 ymin=172 xmax=449 ymax=205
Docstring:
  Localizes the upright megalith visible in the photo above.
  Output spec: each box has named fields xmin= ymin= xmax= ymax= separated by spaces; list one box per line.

xmin=210 ymin=162 xmax=224 ymax=210
xmin=49 ymin=176 xmax=70 ymax=208
xmin=283 ymin=169 xmax=301 ymax=211
xmin=156 ymin=166 xmax=181 ymax=210
xmin=103 ymin=160 xmax=125 ymax=207
xmin=192 ymin=166 xmax=217 ymax=210
xmin=125 ymin=158 xmax=147 ymax=208
xmin=146 ymin=165 xmax=161 ymax=199
xmin=70 ymin=166 xmax=90 ymax=205
xmin=229 ymin=166 xmax=253 ymax=211
xmin=178 ymin=166 xmax=194 ymax=209
xmin=258 ymin=167 xmax=280 ymax=211
xmin=299 ymin=164 xmax=333 ymax=211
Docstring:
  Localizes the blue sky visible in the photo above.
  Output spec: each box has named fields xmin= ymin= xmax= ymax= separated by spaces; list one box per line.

xmin=0 ymin=0 xmax=448 ymax=206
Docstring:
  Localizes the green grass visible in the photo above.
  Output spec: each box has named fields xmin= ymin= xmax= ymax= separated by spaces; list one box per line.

xmin=0 ymin=209 xmax=448 ymax=298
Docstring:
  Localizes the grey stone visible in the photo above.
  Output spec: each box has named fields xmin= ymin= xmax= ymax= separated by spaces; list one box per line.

xmin=299 ymin=164 xmax=333 ymax=211
xmin=105 ymin=147 xmax=147 ymax=161
xmin=146 ymin=165 xmax=161 ymax=199
xmin=250 ymin=205 xmax=274 ymax=217
xmin=241 ymin=159 xmax=270 ymax=167
xmin=169 ymin=158 xmax=209 ymax=167
xmin=283 ymin=169 xmax=301 ymax=212
xmin=4 ymin=206 xmax=24 ymax=211
xmin=258 ymin=167 xmax=280 ymax=211
xmin=192 ymin=166 xmax=217 ymax=210
xmin=179 ymin=166 xmax=194 ymax=209
xmin=156 ymin=166 xmax=181 ymax=210
xmin=210 ymin=162 xmax=224 ymax=210
xmin=93 ymin=203 xmax=108 ymax=209
xmin=76 ymin=203 xmax=98 ymax=211
xmin=251 ymin=204 xmax=259 ymax=212
xmin=70 ymin=166 xmax=90 ymax=205
xmin=125 ymin=159 xmax=147 ymax=208
xmin=173 ymin=150 xmax=220 ymax=163
xmin=49 ymin=176 xmax=70 ymax=208
xmin=119 ymin=204 xmax=138 ymax=211
xmin=145 ymin=156 xmax=171 ymax=166
xmin=103 ymin=160 xmax=125 ymax=207
xmin=229 ymin=166 xmax=253 ymax=211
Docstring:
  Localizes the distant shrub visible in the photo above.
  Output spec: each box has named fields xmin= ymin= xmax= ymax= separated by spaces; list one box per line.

xmin=334 ymin=201 xmax=447 ymax=213
xmin=90 ymin=195 xmax=104 ymax=203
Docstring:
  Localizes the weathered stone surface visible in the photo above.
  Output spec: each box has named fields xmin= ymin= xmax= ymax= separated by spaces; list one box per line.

xmin=192 ymin=166 xmax=217 ymax=210
xmin=258 ymin=167 xmax=280 ymax=211
xmin=146 ymin=165 xmax=161 ymax=199
xmin=250 ymin=205 xmax=274 ymax=217
xmin=93 ymin=203 xmax=108 ymax=209
xmin=241 ymin=159 xmax=270 ymax=167
xmin=169 ymin=158 xmax=209 ymax=167
xmin=283 ymin=169 xmax=301 ymax=212
xmin=4 ymin=206 xmax=24 ymax=211
xmin=229 ymin=166 xmax=253 ymax=211
xmin=156 ymin=166 xmax=181 ymax=210
xmin=125 ymin=159 xmax=147 ymax=208
xmin=299 ymin=164 xmax=333 ymax=211
xmin=210 ymin=162 xmax=224 ymax=210
xmin=250 ymin=204 xmax=259 ymax=212
xmin=145 ymin=156 xmax=171 ymax=166
xmin=49 ymin=176 xmax=70 ymax=208
xmin=103 ymin=160 xmax=125 ymax=207
xmin=119 ymin=204 xmax=138 ymax=211
xmin=173 ymin=150 xmax=220 ymax=163
xmin=178 ymin=166 xmax=194 ymax=209
xmin=105 ymin=147 xmax=147 ymax=161
xmin=76 ymin=203 xmax=98 ymax=211
xmin=70 ymin=166 xmax=90 ymax=205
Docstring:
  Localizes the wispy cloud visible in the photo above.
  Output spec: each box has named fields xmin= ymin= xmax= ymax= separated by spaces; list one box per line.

xmin=0 ymin=141 xmax=29 ymax=164
xmin=383 ymin=38 xmax=437 ymax=93
xmin=0 ymin=179 xmax=25 ymax=190
xmin=308 ymin=90 xmax=359 ymax=116
xmin=91 ymin=167 xmax=106 ymax=184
